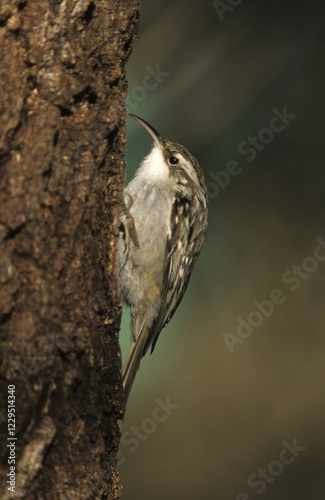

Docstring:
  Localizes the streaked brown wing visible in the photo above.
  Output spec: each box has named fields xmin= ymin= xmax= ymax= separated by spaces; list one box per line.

xmin=146 ymin=194 xmax=206 ymax=354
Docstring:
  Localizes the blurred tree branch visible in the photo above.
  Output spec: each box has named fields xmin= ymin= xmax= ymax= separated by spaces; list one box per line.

xmin=0 ymin=0 xmax=139 ymax=497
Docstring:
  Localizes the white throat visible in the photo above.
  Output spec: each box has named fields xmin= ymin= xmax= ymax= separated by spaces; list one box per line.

xmin=136 ymin=146 xmax=169 ymax=183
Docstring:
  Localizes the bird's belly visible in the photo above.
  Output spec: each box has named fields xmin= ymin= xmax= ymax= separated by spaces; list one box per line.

xmin=124 ymin=186 xmax=171 ymax=292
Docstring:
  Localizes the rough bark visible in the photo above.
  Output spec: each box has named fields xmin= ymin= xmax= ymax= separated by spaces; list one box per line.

xmin=0 ymin=0 xmax=139 ymax=497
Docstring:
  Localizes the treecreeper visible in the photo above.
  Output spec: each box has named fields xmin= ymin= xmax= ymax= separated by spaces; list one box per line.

xmin=119 ymin=114 xmax=208 ymax=408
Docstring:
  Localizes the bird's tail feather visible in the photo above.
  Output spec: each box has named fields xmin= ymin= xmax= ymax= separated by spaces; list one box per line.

xmin=122 ymin=326 xmax=148 ymax=409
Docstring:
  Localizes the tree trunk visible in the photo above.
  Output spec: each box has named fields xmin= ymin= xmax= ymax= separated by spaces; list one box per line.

xmin=0 ymin=0 xmax=139 ymax=497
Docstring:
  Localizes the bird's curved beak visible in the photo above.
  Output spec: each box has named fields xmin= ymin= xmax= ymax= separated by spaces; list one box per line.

xmin=129 ymin=114 xmax=164 ymax=151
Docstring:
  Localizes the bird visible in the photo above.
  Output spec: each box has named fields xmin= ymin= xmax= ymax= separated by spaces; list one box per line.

xmin=119 ymin=114 xmax=208 ymax=406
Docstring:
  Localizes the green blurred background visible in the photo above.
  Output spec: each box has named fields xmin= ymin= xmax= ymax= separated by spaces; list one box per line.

xmin=119 ymin=1 xmax=325 ymax=499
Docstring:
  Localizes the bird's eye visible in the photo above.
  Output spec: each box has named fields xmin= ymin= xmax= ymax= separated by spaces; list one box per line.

xmin=169 ymin=156 xmax=179 ymax=165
